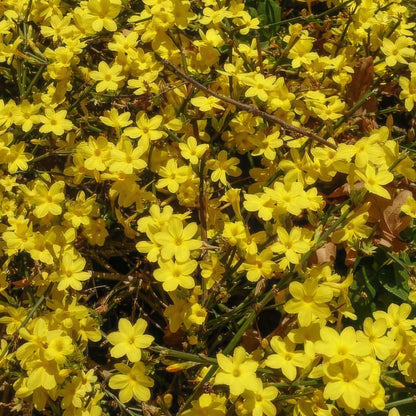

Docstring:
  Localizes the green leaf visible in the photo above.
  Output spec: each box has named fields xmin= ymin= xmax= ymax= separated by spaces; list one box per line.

xmin=379 ymin=265 xmax=409 ymax=301
xmin=361 ymin=267 xmax=376 ymax=299
xmin=265 ymin=0 xmax=281 ymax=26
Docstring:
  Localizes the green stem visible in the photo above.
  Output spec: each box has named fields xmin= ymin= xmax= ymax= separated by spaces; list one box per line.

xmin=333 ymin=88 xmax=377 ymax=133
xmin=272 ymin=379 xmax=321 ymax=388
xmin=24 ymin=65 xmax=46 ymax=98
xmin=150 ymin=346 xmax=217 ymax=365
xmin=104 ymin=389 xmax=141 ymax=416
xmin=367 ymin=396 xmax=416 ymax=414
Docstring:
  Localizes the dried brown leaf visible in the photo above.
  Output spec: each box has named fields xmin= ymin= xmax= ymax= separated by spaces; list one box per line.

xmin=313 ymin=241 xmax=336 ymax=264
xmin=382 ymin=190 xmax=412 ymax=235
xmin=346 ymin=57 xmax=378 ymax=132
xmin=347 ymin=57 xmax=374 ymax=106
xmin=345 ymin=247 xmax=358 ymax=267
xmin=366 ymin=189 xmax=412 ymax=250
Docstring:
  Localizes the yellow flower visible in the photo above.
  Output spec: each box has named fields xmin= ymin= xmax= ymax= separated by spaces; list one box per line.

xmin=15 ymin=100 xmax=42 ymax=132
xmin=44 ymin=334 xmax=74 ymax=364
xmin=163 ymin=293 xmax=192 ymax=333
xmin=0 ymin=306 xmax=28 ymax=335
xmin=242 ymin=73 xmax=277 ymax=102
xmin=191 ymin=95 xmax=225 ymax=111
xmin=380 ymin=36 xmax=415 ymax=67
xmin=182 ymin=393 xmax=226 ymax=416
xmin=109 ymin=139 xmax=147 ymax=174
xmin=271 ymin=226 xmax=312 ymax=269
xmin=100 ymin=108 xmax=132 ymax=130
xmin=199 ymin=6 xmax=233 ymax=25
xmin=90 ymin=61 xmax=124 ymax=93
xmin=314 ymin=326 xmax=371 ymax=363
xmin=284 ymin=278 xmax=333 ymax=326
xmin=49 ymin=253 xmax=91 ymax=291
xmin=242 ymin=379 xmax=278 ymax=416
xmin=107 ymin=318 xmax=154 ymax=362
xmin=264 ymin=336 xmax=312 ymax=381
xmin=87 ymin=0 xmax=122 ymax=32
xmin=222 ymin=220 xmax=246 ymax=246
xmin=124 ymin=111 xmax=164 ymax=144
xmin=39 ymin=108 xmax=74 ymax=136
xmin=401 ymin=195 xmax=416 ymax=218
xmin=109 ymin=362 xmax=154 ymax=403
xmin=31 ymin=181 xmax=65 ymax=218
xmin=207 ymin=150 xmax=242 ymax=186
xmin=64 ymin=191 xmax=96 ymax=228
xmin=5 ymin=142 xmax=33 ymax=174
xmin=356 ymin=318 xmax=395 ymax=360
xmin=373 ymin=303 xmax=416 ymax=336
xmin=108 ymin=31 xmax=138 ymax=54
xmin=399 ymin=74 xmax=416 ymax=111
xmin=2 ymin=216 xmax=35 ymax=255
xmin=243 ymin=193 xmax=275 ymax=221
xmin=201 ymin=254 xmax=225 ymax=289
xmin=25 ymin=358 xmax=63 ymax=391
xmin=187 ymin=303 xmax=207 ymax=325
xmin=77 ymin=135 xmax=112 ymax=172
xmin=250 ymin=130 xmax=283 ymax=161
xmin=355 ymin=165 xmax=394 ymax=200
xmin=332 ymin=204 xmax=372 ymax=245
xmin=241 ymin=249 xmax=277 ymax=282
xmin=153 ymin=259 xmax=197 ymax=291
xmin=82 ymin=217 xmax=109 ymax=246
xmin=179 ymin=136 xmax=209 ymax=165
xmin=264 ymin=181 xmax=309 ymax=216
xmin=156 ymin=159 xmax=190 ymax=193
xmin=40 ymin=15 xmax=73 ymax=42
xmin=153 ymin=218 xmax=201 ymax=262
xmin=287 ymin=38 xmax=318 ymax=68
xmin=323 ymin=359 xmax=375 ymax=410
xmin=215 ymin=346 xmax=259 ymax=396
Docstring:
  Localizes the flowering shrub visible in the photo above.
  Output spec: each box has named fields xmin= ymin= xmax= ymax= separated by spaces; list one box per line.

xmin=0 ymin=0 xmax=416 ymax=415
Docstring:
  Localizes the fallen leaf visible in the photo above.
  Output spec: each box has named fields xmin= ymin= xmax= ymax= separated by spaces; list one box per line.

xmin=163 ymin=328 xmax=185 ymax=346
xmin=346 ymin=56 xmax=378 ymax=132
xmin=366 ymin=189 xmax=412 ymax=250
xmin=345 ymin=247 xmax=358 ymax=267
xmin=383 ymin=189 xmax=412 ymax=236
xmin=386 ymin=114 xmax=394 ymax=134
xmin=346 ymin=57 xmax=374 ymax=106
xmin=312 ymin=241 xmax=336 ymax=264
xmin=241 ymin=329 xmax=262 ymax=352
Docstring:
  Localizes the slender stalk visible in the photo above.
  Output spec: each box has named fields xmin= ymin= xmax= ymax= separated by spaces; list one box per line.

xmin=24 ymin=65 xmax=46 ymax=98
xmin=333 ymin=88 xmax=377 ymax=132
xmin=104 ymin=388 xmax=141 ymax=416
xmin=150 ymin=346 xmax=217 ymax=365
xmin=367 ymin=396 xmax=416 ymax=414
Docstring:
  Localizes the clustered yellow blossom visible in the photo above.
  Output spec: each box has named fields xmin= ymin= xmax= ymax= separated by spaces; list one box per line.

xmin=0 ymin=0 xmax=415 ymax=415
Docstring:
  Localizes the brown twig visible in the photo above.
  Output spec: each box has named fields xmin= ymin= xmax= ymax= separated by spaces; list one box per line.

xmin=161 ymin=59 xmax=337 ymax=150
xmin=255 ymin=30 xmax=264 ymax=73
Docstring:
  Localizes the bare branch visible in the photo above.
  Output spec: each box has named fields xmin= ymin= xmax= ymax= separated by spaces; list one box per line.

xmin=161 ymin=59 xmax=337 ymax=150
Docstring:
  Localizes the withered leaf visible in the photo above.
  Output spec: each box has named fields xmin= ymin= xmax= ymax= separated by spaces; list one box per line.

xmin=347 ymin=57 xmax=374 ymax=106
xmin=312 ymin=241 xmax=336 ymax=265
xmin=346 ymin=56 xmax=378 ymax=132
xmin=366 ymin=189 xmax=412 ymax=250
